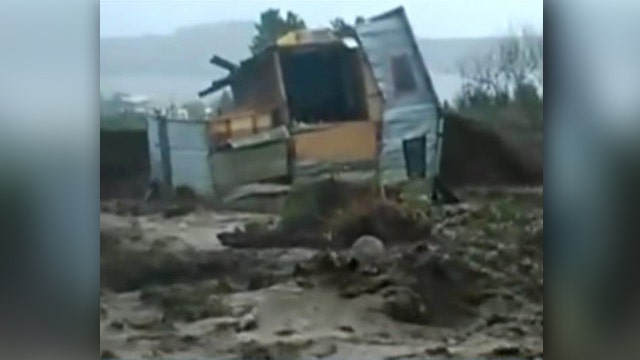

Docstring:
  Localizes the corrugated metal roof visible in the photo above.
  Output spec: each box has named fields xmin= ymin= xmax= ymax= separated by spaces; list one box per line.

xmin=356 ymin=6 xmax=444 ymax=184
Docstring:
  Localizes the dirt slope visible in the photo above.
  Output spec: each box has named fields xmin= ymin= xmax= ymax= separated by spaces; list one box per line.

xmin=100 ymin=189 xmax=543 ymax=359
xmin=440 ymin=112 xmax=543 ymax=188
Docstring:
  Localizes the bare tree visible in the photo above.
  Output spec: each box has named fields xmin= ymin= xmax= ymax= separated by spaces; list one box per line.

xmin=499 ymin=26 xmax=543 ymax=91
xmin=456 ymin=26 xmax=543 ymax=108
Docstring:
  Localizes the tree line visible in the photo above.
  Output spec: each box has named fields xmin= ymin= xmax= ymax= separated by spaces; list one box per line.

xmin=453 ymin=27 xmax=543 ymax=130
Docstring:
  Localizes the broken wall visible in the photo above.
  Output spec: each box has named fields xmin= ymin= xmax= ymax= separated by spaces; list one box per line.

xmin=231 ymin=51 xmax=287 ymax=117
xmin=210 ymin=139 xmax=289 ymax=193
xmin=279 ymin=45 xmax=367 ymax=122
xmin=210 ymin=50 xmax=289 ymax=147
xmin=205 ymin=43 xmax=385 ymax=192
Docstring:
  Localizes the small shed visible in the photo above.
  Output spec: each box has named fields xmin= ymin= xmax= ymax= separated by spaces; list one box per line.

xmin=200 ymin=28 xmax=383 ymax=194
xmin=142 ymin=6 xmax=444 ymax=200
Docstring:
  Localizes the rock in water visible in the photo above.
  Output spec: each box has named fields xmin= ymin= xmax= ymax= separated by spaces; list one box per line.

xmin=348 ymin=235 xmax=386 ymax=267
xmin=382 ymin=286 xmax=429 ymax=324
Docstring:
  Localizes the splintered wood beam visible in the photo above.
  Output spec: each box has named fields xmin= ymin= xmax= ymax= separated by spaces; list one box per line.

xmin=209 ymin=55 xmax=238 ymax=72
xmin=198 ymin=77 xmax=231 ymax=98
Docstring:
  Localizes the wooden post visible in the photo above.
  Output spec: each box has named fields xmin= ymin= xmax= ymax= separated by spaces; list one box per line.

xmin=157 ymin=115 xmax=173 ymax=199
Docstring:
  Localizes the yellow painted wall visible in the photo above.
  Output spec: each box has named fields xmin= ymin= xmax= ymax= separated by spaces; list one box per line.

xmin=293 ymin=121 xmax=378 ymax=162
xmin=210 ymin=112 xmax=273 ymax=142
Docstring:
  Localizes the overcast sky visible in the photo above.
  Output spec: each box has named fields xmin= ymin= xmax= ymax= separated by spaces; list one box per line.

xmin=100 ymin=0 xmax=543 ymax=39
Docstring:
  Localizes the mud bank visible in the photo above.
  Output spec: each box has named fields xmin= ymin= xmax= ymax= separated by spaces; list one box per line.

xmin=100 ymin=190 xmax=543 ymax=359
xmin=218 ymin=179 xmax=432 ymax=250
xmin=440 ymin=112 xmax=543 ymax=188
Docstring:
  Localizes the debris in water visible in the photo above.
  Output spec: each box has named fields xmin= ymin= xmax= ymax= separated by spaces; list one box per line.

xmin=235 ymin=307 xmax=258 ymax=332
xmin=108 ymin=320 xmax=124 ymax=331
xmin=275 ymin=328 xmax=297 ymax=337
xmin=308 ymin=341 xmax=338 ymax=358
xmin=382 ymin=286 xmax=430 ymax=324
xmin=100 ymin=349 xmax=119 ymax=359
xmin=100 ymin=186 xmax=542 ymax=358
xmin=163 ymin=204 xmax=195 ymax=218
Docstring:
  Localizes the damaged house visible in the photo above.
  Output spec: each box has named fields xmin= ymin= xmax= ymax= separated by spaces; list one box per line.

xmin=148 ymin=7 xmax=443 ymax=199
xmin=202 ymin=27 xmax=384 ymax=192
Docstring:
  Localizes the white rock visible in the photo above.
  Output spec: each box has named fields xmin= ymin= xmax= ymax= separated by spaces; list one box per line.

xmin=348 ymin=235 xmax=386 ymax=266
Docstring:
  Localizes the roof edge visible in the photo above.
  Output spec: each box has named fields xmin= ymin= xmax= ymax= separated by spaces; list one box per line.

xmin=369 ymin=6 xmax=406 ymax=22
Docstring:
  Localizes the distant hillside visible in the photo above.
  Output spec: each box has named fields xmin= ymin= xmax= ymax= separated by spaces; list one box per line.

xmin=100 ymin=21 xmax=506 ymax=104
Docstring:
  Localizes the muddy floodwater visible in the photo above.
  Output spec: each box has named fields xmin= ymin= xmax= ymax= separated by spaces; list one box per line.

xmin=100 ymin=189 xmax=543 ymax=359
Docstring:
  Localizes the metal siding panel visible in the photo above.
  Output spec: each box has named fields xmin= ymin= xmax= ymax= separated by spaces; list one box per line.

xmin=166 ymin=121 xmax=214 ymax=196
xmin=210 ymin=141 xmax=289 ymax=190
xmin=146 ymin=116 xmax=163 ymax=183
xmin=356 ymin=7 xmax=443 ymax=184
xmin=379 ymin=104 xmax=439 ymax=183
xmin=167 ymin=121 xmax=209 ymax=150
xmin=170 ymin=148 xmax=214 ymax=196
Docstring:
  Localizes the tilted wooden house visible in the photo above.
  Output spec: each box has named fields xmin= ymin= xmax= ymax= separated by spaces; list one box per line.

xmin=149 ymin=7 xmax=443 ymax=199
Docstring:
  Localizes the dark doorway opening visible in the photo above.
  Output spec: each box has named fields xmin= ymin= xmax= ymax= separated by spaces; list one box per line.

xmin=402 ymin=135 xmax=427 ymax=179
